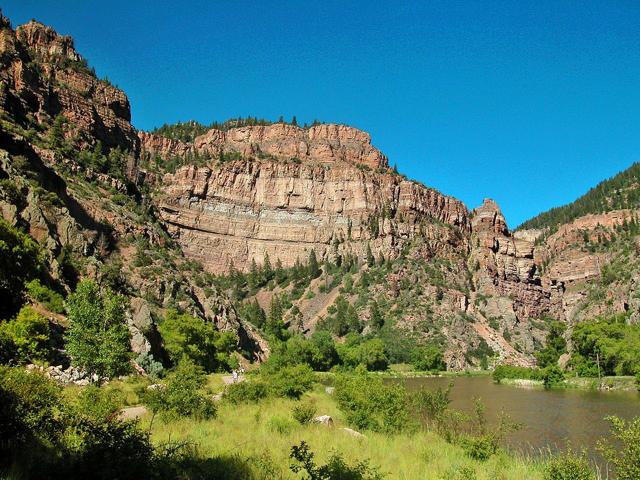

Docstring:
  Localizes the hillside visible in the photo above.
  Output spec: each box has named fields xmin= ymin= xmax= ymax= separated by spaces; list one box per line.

xmin=1 ymin=13 xmax=639 ymax=377
xmin=518 ymin=162 xmax=640 ymax=233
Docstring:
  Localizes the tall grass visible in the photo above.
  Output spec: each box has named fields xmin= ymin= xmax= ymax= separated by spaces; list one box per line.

xmin=142 ymin=384 xmax=544 ymax=479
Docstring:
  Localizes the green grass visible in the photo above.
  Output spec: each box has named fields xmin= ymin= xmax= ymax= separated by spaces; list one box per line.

xmin=137 ymin=383 xmax=543 ymax=479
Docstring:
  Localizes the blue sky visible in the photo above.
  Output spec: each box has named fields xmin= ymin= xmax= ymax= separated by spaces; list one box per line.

xmin=4 ymin=1 xmax=640 ymax=227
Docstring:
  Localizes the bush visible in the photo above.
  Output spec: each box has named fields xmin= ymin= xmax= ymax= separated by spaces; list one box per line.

xmin=542 ymin=365 xmax=565 ymax=389
xmin=334 ymin=372 xmax=409 ymax=434
xmin=158 ymin=309 xmax=237 ymax=372
xmin=264 ymin=364 xmax=315 ymax=399
xmin=462 ymin=434 xmax=498 ymax=461
xmin=290 ymin=441 xmax=384 ymax=480
xmin=597 ymin=415 xmax=640 ymax=480
xmin=73 ymin=385 xmax=123 ymax=422
xmin=25 ymin=279 xmax=65 ymax=314
xmin=492 ymin=365 xmax=544 ymax=383
xmin=544 ymin=450 xmax=595 ymax=480
xmin=412 ymin=345 xmax=445 ymax=372
xmin=144 ymin=359 xmax=216 ymax=420
xmin=292 ymin=402 xmax=317 ymax=425
xmin=225 ymin=381 xmax=268 ymax=404
xmin=0 ymin=218 xmax=43 ymax=319
xmin=337 ymin=336 xmax=388 ymax=371
xmin=135 ymin=352 xmax=164 ymax=379
xmin=0 ymin=306 xmax=51 ymax=364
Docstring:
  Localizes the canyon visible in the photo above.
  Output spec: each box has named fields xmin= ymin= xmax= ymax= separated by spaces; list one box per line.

xmin=1 ymin=14 xmax=638 ymax=369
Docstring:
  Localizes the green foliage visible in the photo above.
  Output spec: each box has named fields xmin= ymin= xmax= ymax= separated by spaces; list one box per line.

xmin=334 ymin=373 xmax=409 ymax=434
xmin=519 ymin=162 xmax=640 ymax=232
xmin=72 ymin=385 xmax=123 ymax=422
xmin=266 ymin=333 xmax=340 ymax=372
xmin=144 ymin=359 xmax=216 ymax=420
xmin=337 ymin=336 xmax=388 ymax=371
xmin=570 ymin=314 xmax=640 ymax=376
xmin=543 ymin=450 xmax=595 ymax=480
xmin=461 ymin=399 xmax=520 ymax=461
xmin=0 ymin=366 xmax=62 ymax=453
xmin=413 ymin=382 xmax=452 ymax=430
xmin=536 ymin=321 xmax=567 ymax=368
xmin=542 ymin=365 xmax=566 ymax=389
xmin=0 ymin=218 xmax=43 ymax=319
xmin=597 ymin=415 xmax=640 ymax=480
xmin=65 ymin=280 xmax=132 ymax=380
xmin=0 ymin=306 xmax=51 ymax=364
xmin=492 ymin=365 xmax=545 ymax=383
xmin=25 ymin=279 xmax=65 ymax=313
xmin=412 ymin=345 xmax=445 ymax=372
xmin=225 ymin=381 xmax=269 ymax=404
xmin=158 ymin=309 xmax=237 ymax=373
xmin=290 ymin=441 xmax=384 ymax=480
xmin=291 ymin=402 xmax=317 ymax=425
xmin=135 ymin=352 xmax=164 ymax=380
xmin=318 ymin=295 xmax=361 ymax=336
xmin=264 ymin=364 xmax=315 ymax=399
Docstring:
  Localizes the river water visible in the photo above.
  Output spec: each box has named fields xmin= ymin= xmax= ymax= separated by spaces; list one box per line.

xmin=398 ymin=376 xmax=640 ymax=460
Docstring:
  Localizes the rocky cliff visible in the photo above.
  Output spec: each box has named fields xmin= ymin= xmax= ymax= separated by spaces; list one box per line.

xmin=0 ymin=17 xmax=138 ymax=153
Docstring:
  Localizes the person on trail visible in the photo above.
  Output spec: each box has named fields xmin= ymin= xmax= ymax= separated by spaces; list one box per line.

xmin=232 ymin=370 xmax=238 ymax=383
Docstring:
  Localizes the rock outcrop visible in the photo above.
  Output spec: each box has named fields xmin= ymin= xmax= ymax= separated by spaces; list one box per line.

xmin=140 ymin=123 xmax=388 ymax=170
xmin=156 ymin=159 xmax=468 ymax=274
xmin=0 ymin=16 xmax=138 ymax=153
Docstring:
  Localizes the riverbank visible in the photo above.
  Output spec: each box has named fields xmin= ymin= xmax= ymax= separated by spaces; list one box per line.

xmin=498 ymin=375 xmax=639 ymax=392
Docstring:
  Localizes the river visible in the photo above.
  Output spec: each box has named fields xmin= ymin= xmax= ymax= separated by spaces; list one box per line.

xmin=398 ymin=376 xmax=640 ymax=463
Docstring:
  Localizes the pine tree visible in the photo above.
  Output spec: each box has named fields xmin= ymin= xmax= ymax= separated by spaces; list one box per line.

xmin=369 ymin=300 xmax=384 ymax=330
xmin=366 ymin=243 xmax=375 ymax=267
xmin=308 ymin=249 xmax=321 ymax=279
xmin=262 ymin=252 xmax=274 ymax=282
xmin=291 ymin=115 xmax=298 ymax=126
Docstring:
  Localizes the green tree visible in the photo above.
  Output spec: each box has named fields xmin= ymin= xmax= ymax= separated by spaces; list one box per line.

xmin=64 ymin=280 xmax=131 ymax=381
xmin=536 ymin=321 xmax=567 ymax=368
xmin=366 ymin=243 xmax=375 ymax=267
xmin=308 ymin=249 xmax=321 ymax=279
xmin=0 ymin=306 xmax=51 ymax=364
xmin=0 ymin=219 xmax=43 ymax=319
xmin=412 ymin=345 xmax=445 ymax=372
xmin=158 ymin=309 xmax=237 ymax=372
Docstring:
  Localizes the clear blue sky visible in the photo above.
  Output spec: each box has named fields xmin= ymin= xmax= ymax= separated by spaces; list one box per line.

xmin=4 ymin=1 xmax=640 ymax=227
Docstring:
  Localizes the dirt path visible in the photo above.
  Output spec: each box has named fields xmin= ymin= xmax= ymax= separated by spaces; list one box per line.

xmin=118 ymin=405 xmax=148 ymax=421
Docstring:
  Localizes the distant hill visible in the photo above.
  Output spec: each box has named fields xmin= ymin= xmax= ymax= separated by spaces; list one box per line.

xmin=518 ymin=162 xmax=640 ymax=231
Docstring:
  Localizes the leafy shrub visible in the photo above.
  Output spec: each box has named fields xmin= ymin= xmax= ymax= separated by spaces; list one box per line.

xmin=158 ymin=309 xmax=237 ymax=373
xmin=543 ymin=450 xmax=595 ymax=480
xmin=536 ymin=321 xmax=567 ymax=368
xmin=337 ymin=336 xmax=388 ymax=371
xmin=0 ymin=218 xmax=43 ymax=319
xmin=290 ymin=441 xmax=384 ymax=480
xmin=0 ymin=306 xmax=51 ymax=364
xmin=73 ymin=385 xmax=123 ymax=422
xmin=492 ymin=365 xmax=544 ymax=383
xmin=25 ymin=279 xmax=65 ymax=313
xmin=412 ymin=345 xmax=445 ymax=372
xmin=225 ymin=381 xmax=268 ymax=404
xmin=597 ymin=415 xmax=640 ymax=480
xmin=144 ymin=359 xmax=216 ymax=420
xmin=135 ymin=352 xmax=164 ymax=379
xmin=542 ymin=365 xmax=565 ymax=389
xmin=264 ymin=364 xmax=315 ymax=399
xmin=291 ymin=402 xmax=317 ymax=425
xmin=461 ymin=434 xmax=498 ymax=461
xmin=334 ymin=373 xmax=409 ymax=434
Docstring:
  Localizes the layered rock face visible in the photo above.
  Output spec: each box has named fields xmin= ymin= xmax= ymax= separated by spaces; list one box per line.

xmin=157 ymin=157 xmax=469 ymax=274
xmin=0 ymin=17 xmax=138 ymax=152
xmin=140 ymin=123 xmax=388 ymax=169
